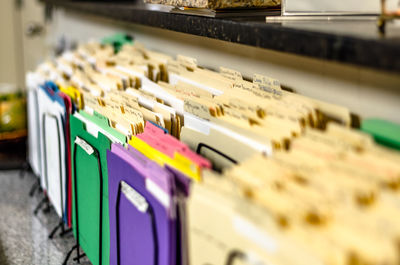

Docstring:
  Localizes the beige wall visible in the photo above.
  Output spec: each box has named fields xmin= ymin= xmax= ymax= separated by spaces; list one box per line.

xmin=0 ymin=0 xmax=21 ymax=87
xmin=48 ymin=10 xmax=400 ymax=123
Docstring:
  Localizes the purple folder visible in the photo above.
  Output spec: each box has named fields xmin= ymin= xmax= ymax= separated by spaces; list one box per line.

xmin=107 ymin=143 xmax=177 ymax=265
xmin=126 ymin=145 xmax=191 ymax=196
xmin=126 ymin=146 xmax=191 ymax=265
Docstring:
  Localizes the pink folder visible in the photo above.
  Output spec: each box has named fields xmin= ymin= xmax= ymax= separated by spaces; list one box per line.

xmin=137 ymin=122 xmax=211 ymax=169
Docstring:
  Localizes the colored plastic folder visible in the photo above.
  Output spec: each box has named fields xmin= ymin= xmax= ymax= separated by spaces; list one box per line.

xmin=361 ymin=119 xmax=400 ymax=150
xmin=128 ymin=136 xmax=202 ymax=181
xmin=148 ymin=121 xmax=169 ymax=134
xmin=70 ymin=112 xmax=119 ymax=265
xmin=140 ymin=122 xmax=211 ymax=169
xmin=58 ymin=90 xmax=73 ymax=226
xmin=59 ymin=85 xmax=83 ymax=110
xmin=37 ymin=82 xmax=68 ymax=220
xmin=79 ymin=110 xmax=126 ymax=144
xmin=107 ymin=143 xmax=177 ymax=265
xmin=101 ymin=33 xmax=133 ymax=53
xmin=126 ymin=145 xmax=191 ymax=265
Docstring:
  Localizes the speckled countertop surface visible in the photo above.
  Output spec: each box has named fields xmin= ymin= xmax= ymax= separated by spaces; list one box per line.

xmin=143 ymin=0 xmax=280 ymax=9
xmin=0 ymin=170 xmax=91 ymax=265
xmin=41 ymin=0 xmax=400 ymax=74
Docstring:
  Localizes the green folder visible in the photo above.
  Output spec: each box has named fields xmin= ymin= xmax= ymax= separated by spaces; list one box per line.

xmin=79 ymin=110 xmax=126 ymax=144
xmin=361 ymin=118 xmax=400 ymax=150
xmin=70 ymin=113 xmax=115 ymax=265
xmin=101 ymin=33 xmax=133 ymax=53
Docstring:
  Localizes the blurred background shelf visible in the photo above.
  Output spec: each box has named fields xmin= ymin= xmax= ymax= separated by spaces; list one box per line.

xmin=41 ymin=0 xmax=400 ymax=74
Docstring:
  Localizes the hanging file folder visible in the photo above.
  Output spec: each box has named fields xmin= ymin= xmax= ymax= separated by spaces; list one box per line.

xmin=37 ymin=82 xmax=68 ymax=220
xmin=107 ymin=143 xmax=177 ymax=265
xmin=362 ymin=119 xmax=400 ymax=150
xmin=26 ymin=71 xmax=46 ymax=178
xmin=58 ymin=90 xmax=74 ymax=227
xmin=140 ymin=122 xmax=211 ymax=169
xmin=59 ymin=85 xmax=83 ymax=110
xmin=27 ymin=87 xmax=42 ymax=177
xmin=188 ymin=171 xmax=321 ymax=265
xmin=181 ymin=113 xmax=272 ymax=171
xmin=101 ymin=33 xmax=133 ymax=53
xmin=129 ymin=136 xmax=202 ymax=181
xmin=69 ymin=112 xmax=118 ymax=265
xmin=78 ymin=110 xmax=126 ymax=144
xmin=126 ymin=144 xmax=192 ymax=265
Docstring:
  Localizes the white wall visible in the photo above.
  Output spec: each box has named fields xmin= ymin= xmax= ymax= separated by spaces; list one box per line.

xmin=0 ymin=0 xmax=22 ymax=87
xmin=46 ymin=8 xmax=400 ymax=123
xmin=283 ymin=0 xmax=399 ymax=14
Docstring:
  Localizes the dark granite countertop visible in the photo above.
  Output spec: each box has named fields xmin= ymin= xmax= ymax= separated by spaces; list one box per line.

xmin=42 ymin=0 xmax=400 ymax=74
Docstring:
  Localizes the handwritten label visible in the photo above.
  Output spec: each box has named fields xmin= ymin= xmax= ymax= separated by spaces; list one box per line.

xmin=82 ymin=92 xmax=98 ymax=108
xmin=176 ymin=82 xmax=213 ymax=98
xmin=140 ymin=90 xmax=158 ymax=101
xmin=124 ymin=106 xmax=144 ymax=121
xmin=224 ymin=107 xmax=245 ymax=121
xmin=121 ymin=181 xmax=149 ymax=213
xmin=75 ymin=137 xmax=94 ymax=155
xmin=229 ymin=98 xmax=256 ymax=113
xmin=184 ymin=99 xmax=212 ymax=120
xmin=253 ymin=74 xmax=283 ymax=100
xmin=92 ymin=111 xmax=108 ymax=124
xmin=234 ymin=82 xmax=273 ymax=101
xmin=219 ymin=67 xmax=243 ymax=81
xmin=253 ymin=74 xmax=281 ymax=89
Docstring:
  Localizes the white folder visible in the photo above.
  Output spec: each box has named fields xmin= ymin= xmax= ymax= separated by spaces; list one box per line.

xmin=37 ymin=86 xmax=67 ymax=218
xmin=27 ymin=89 xmax=42 ymax=177
xmin=26 ymin=72 xmax=44 ymax=177
xmin=180 ymin=113 xmax=272 ymax=170
xmin=140 ymin=77 xmax=185 ymax=115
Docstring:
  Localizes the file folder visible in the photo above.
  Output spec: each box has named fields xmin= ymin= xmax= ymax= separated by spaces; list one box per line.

xmin=361 ymin=119 xmax=400 ymax=150
xmin=138 ymin=121 xmax=211 ymax=169
xmin=37 ymin=82 xmax=68 ymax=220
xmin=188 ymin=171 xmax=321 ymax=265
xmin=27 ymin=87 xmax=42 ymax=177
xmin=181 ymin=113 xmax=272 ymax=171
xmin=163 ymin=164 xmax=191 ymax=265
xmin=58 ymin=90 xmax=73 ymax=226
xmin=129 ymin=136 xmax=202 ymax=181
xmin=78 ymin=110 xmax=126 ymax=144
xmin=126 ymin=144 xmax=192 ymax=265
xmin=70 ymin=113 xmax=115 ymax=265
xmin=26 ymin=71 xmax=46 ymax=177
xmin=101 ymin=33 xmax=133 ymax=53
xmin=107 ymin=143 xmax=177 ymax=265
xmin=59 ymin=85 xmax=83 ymax=110
xmin=148 ymin=121 xmax=169 ymax=134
